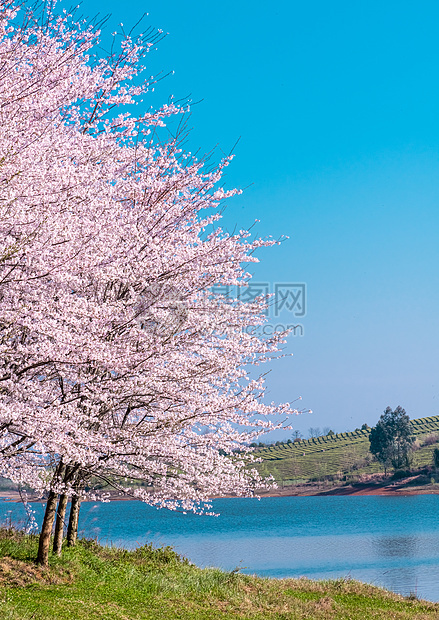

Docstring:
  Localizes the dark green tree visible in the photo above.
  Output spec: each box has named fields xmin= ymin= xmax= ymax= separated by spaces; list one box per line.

xmin=369 ymin=406 xmax=414 ymax=474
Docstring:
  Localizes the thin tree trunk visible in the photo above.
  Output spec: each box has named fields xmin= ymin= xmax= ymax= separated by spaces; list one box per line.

xmin=36 ymin=491 xmax=58 ymax=566
xmin=53 ymin=493 xmax=68 ymax=556
xmin=66 ymin=493 xmax=81 ymax=547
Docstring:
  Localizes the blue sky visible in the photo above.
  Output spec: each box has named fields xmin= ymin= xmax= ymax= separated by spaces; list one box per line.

xmin=84 ymin=0 xmax=439 ymax=438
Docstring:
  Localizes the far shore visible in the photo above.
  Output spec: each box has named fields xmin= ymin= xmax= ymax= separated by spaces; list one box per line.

xmin=257 ymin=480 xmax=439 ymax=498
xmin=2 ymin=474 xmax=439 ymax=503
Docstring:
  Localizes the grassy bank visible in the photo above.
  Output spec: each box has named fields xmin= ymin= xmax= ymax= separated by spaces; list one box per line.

xmin=0 ymin=528 xmax=438 ymax=619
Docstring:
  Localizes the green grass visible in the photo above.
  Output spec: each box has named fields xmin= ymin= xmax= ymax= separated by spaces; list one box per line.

xmin=1 ymin=528 xmax=439 ymax=619
xmin=256 ymin=415 xmax=439 ymax=484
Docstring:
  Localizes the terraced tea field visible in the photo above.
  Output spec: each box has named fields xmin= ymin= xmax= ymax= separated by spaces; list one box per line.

xmin=256 ymin=415 xmax=439 ymax=484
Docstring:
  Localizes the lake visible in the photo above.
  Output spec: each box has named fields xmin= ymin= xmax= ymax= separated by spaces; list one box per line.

xmin=2 ymin=494 xmax=439 ymax=602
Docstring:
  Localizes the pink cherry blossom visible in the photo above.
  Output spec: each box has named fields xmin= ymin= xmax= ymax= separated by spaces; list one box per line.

xmin=0 ymin=0 xmax=306 ymax=560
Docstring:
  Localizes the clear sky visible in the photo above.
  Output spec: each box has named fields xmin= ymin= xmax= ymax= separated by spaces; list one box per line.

xmin=82 ymin=0 xmax=439 ymax=439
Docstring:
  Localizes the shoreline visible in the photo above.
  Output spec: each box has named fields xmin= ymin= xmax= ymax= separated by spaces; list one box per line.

xmin=2 ymin=478 xmax=439 ymax=503
xmin=257 ymin=482 xmax=439 ymax=497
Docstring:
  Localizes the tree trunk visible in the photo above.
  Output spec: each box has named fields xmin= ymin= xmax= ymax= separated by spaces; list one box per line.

xmin=66 ymin=493 xmax=81 ymax=547
xmin=53 ymin=493 xmax=68 ymax=556
xmin=37 ymin=491 xmax=58 ymax=566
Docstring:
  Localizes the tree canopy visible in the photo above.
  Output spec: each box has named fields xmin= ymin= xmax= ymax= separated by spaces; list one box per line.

xmin=369 ymin=406 xmax=414 ymax=472
xmin=0 ymin=0 xmax=306 ymax=565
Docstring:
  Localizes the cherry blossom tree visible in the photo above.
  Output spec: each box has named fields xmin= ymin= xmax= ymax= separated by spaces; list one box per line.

xmin=0 ymin=0 xmax=304 ymax=566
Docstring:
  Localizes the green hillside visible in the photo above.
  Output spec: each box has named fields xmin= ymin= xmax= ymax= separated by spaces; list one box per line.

xmin=256 ymin=415 xmax=439 ymax=484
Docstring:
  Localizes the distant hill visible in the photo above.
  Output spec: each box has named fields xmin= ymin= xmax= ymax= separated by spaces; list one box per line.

xmin=256 ymin=415 xmax=439 ymax=484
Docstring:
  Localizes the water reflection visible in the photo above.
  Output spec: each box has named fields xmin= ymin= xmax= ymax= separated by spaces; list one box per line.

xmin=373 ymin=535 xmax=418 ymax=558
xmin=370 ymin=535 xmax=419 ymax=596
xmin=381 ymin=566 xmax=419 ymax=599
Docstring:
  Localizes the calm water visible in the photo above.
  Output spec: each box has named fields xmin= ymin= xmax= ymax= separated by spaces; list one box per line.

xmin=2 ymin=495 xmax=439 ymax=602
